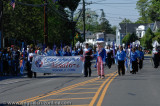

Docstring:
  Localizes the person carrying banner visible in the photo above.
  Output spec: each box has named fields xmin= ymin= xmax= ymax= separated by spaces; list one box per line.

xmin=116 ymin=45 xmax=126 ymax=76
xmin=95 ymin=39 xmax=106 ymax=79
xmin=83 ymin=43 xmax=92 ymax=77
xmin=27 ymin=49 xmax=36 ymax=78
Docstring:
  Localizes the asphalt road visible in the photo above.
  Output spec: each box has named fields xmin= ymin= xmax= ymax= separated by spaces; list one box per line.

xmin=0 ymin=56 xmax=160 ymax=106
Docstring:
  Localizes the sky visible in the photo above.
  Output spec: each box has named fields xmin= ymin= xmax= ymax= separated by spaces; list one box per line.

xmin=76 ymin=0 xmax=140 ymax=26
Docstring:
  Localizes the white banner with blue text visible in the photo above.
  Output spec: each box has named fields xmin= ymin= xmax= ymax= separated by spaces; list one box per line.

xmin=31 ymin=55 xmax=84 ymax=74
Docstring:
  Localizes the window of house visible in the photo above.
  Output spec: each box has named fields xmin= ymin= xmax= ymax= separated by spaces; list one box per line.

xmin=139 ymin=32 xmax=141 ymax=38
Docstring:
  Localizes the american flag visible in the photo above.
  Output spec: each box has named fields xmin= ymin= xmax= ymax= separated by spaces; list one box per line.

xmin=10 ymin=0 xmax=15 ymax=9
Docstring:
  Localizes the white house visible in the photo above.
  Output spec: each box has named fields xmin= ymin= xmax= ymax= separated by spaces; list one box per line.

xmin=136 ymin=25 xmax=146 ymax=38
xmin=85 ymin=32 xmax=116 ymax=47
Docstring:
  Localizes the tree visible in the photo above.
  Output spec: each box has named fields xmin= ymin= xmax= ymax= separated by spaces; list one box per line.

xmin=75 ymin=8 xmax=99 ymax=33
xmin=99 ymin=9 xmax=113 ymax=33
xmin=147 ymin=0 xmax=160 ymax=22
xmin=122 ymin=33 xmax=138 ymax=45
xmin=152 ymin=29 xmax=160 ymax=43
xmin=120 ymin=18 xmax=132 ymax=24
xmin=136 ymin=0 xmax=149 ymax=23
xmin=136 ymin=0 xmax=160 ymax=23
xmin=140 ymin=28 xmax=155 ymax=50
xmin=2 ymin=0 xmax=81 ymax=47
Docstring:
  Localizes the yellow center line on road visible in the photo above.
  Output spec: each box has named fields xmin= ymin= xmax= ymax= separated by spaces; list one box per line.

xmin=95 ymin=81 xmax=105 ymax=82
xmin=89 ymin=73 xmax=116 ymax=106
xmin=73 ymin=88 xmax=99 ymax=89
xmin=97 ymin=73 xmax=118 ymax=106
xmin=83 ymin=84 xmax=101 ymax=86
xmin=18 ymin=72 xmax=116 ymax=103
xmin=18 ymin=77 xmax=99 ymax=103
xmin=57 ymin=92 xmax=96 ymax=95
xmin=64 ymin=104 xmax=89 ymax=106
xmin=39 ymin=97 xmax=93 ymax=101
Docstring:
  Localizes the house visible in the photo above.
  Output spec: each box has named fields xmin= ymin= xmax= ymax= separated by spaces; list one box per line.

xmin=116 ymin=23 xmax=147 ymax=45
xmin=153 ymin=21 xmax=160 ymax=32
xmin=85 ymin=32 xmax=116 ymax=47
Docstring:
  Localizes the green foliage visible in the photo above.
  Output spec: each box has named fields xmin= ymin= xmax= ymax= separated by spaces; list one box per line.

xmin=58 ymin=0 xmax=80 ymax=11
xmin=152 ymin=29 xmax=160 ymax=43
xmin=75 ymin=9 xmax=100 ymax=33
xmin=122 ymin=33 xmax=138 ymax=45
xmin=120 ymin=18 xmax=133 ymax=24
xmin=136 ymin=0 xmax=160 ymax=23
xmin=2 ymin=0 xmax=80 ymax=47
xmin=136 ymin=0 xmax=149 ymax=23
xmin=140 ymin=28 xmax=155 ymax=49
xmin=99 ymin=10 xmax=113 ymax=33
xmin=147 ymin=0 xmax=160 ymax=22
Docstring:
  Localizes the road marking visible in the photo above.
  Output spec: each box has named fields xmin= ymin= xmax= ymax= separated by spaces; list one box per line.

xmin=64 ymin=104 xmax=89 ymax=106
xmin=73 ymin=88 xmax=99 ymax=89
xmin=39 ymin=97 xmax=93 ymax=101
xmin=18 ymin=77 xmax=99 ymax=103
xmin=83 ymin=84 xmax=101 ymax=86
xmin=97 ymin=73 xmax=118 ymax=105
xmin=89 ymin=73 xmax=115 ymax=106
xmin=18 ymin=72 xmax=116 ymax=104
xmin=56 ymin=92 xmax=96 ymax=95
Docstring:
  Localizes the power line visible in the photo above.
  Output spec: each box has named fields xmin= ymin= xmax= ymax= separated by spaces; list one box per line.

xmin=16 ymin=1 xmax=47 ymax=7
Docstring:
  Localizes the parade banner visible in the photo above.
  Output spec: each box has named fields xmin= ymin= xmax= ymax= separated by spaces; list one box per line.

xmin=31 ymin=55 xmax=84 ymax=74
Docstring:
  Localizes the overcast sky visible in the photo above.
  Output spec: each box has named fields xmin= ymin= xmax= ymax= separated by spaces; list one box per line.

xmin=76 ymin=0 xmax=140 ymax=26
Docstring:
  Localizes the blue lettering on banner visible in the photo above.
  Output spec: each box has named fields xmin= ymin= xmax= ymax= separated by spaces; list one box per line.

xmin=52 ymin=69 xmax=76 ymax=72
xmin=44 ymin=57 xmax=80 ymax=63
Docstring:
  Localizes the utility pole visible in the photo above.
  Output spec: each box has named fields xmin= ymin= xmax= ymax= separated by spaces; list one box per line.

xmin=44 ymin=0 xmax=48 ymax=47
xmin=125 ymin=18 xmax=127 ymax=34
xmin=0 ymin=0 xmax=3 ymax=48
xmin=83 ymin=0 xmax=85 ymax=41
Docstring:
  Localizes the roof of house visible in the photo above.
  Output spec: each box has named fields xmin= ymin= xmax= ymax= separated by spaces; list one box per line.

xmin=106 ymin=34 xmax=116 ymax=38
xmin=119 ymin=23 xmax=148 ymax=34
xmin=86 ymin=34 xmax=96 ymax=39
xmin=156 ymin=21 xmax=160 ymax=29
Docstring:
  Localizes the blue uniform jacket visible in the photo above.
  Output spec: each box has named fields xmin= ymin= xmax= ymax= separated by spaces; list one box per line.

xmin=94 ymin=48 xmax=106 ymax=63
xmin=131 ymin=51 xmax=138 ymax=61
xmin=116 ymin=50 xmax=126 ymax=61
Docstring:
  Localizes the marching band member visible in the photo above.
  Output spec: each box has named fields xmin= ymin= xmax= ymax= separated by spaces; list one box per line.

xmin=116 ymin=45 xmax=126 ymax=76
xmin=152 ymin=47 xmax=159 ymax=68
xmin=105 ymin=46 xmax=112 ymax=69
xmin=139 ymin=47 xmax=144 ymax=69
xmin=131 ymin=47 xmax=139 ymax=74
